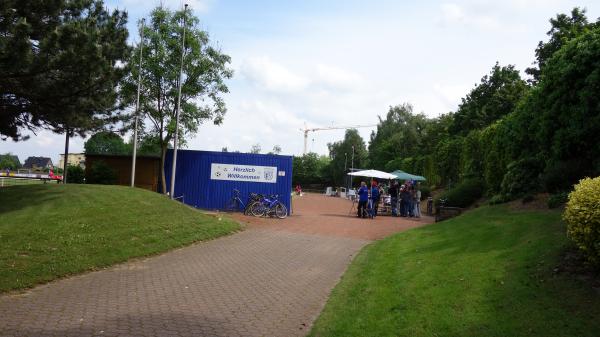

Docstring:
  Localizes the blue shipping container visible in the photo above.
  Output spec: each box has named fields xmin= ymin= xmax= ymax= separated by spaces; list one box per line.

xmin=164 ymin=149 xmax=293 ymax=214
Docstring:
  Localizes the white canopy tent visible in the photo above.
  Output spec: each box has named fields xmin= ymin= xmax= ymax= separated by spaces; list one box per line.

xmin=347 ymin=169 xmax=397 ymax=180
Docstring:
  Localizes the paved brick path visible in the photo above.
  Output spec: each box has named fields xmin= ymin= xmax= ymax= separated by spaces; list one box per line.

xmin=0 ymin=229 xmax=366 ymax=337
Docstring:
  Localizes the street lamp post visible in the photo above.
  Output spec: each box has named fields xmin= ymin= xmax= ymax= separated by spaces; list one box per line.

xmin=344 ymin=153 xmax=347 ymax=171
xmin=131 ymin=18 xmax=145 ymax=187
xmin=350 ymin=146 xmax=355 ymax=188
xmin=344 ymin=153 xmax=348 ymax=190
xmin=169 ymin=3 xmax=188 ymax=199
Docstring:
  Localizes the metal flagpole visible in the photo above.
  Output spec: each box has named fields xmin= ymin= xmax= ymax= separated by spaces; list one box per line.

xmin=170 ymin=4 xmax=188 ymax=199
xmin=131 ymin=18 xmax=145 ymax=187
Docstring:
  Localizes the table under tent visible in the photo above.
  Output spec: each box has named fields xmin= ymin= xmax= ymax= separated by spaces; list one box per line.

xmin=347 ymin=169 xmax=426 ymax=216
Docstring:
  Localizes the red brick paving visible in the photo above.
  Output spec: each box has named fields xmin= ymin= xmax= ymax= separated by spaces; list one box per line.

xmin=0 ymin=193 xmax=432 ymax=337
xmin=232 ymin=193 xmax=434 ymax=241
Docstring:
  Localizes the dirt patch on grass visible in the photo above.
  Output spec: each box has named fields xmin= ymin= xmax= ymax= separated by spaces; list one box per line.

xmin=554 ymin=247 xmax=600 ymax=294
xmin=507 ymin=193 xmax=552 ymax=211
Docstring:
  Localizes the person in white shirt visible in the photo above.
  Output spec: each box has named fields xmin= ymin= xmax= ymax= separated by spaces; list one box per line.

xmin=414 ymin=185 xmax=422 ymax=218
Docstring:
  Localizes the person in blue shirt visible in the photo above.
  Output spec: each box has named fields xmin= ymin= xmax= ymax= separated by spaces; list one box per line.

xmin=370 ymin=180 xmax=381 ymax=217
xmin=357 ymin=181 xmax=369 ymax=218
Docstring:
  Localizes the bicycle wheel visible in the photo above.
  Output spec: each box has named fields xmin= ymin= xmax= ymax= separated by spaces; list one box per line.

xmin=250 ymin=201 xmax=266 ymax=217
xmin=242 ymin=202 xmax=252 ymax=215
xmin=244 ymin=198 xmax=260 ymax=215
xmin=274 ymin=202 xmax=287 ymax=219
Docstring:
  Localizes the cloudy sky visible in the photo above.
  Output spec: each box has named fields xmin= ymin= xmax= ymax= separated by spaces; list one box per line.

xmin=2 ymin=0 xmax=599 ymax=163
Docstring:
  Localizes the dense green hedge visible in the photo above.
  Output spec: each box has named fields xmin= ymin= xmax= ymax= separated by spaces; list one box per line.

xmin=66 ymin=165 xmax=85 ymax=184
xmin=548 ymin=192 xmax=568 ymax=209
xmin=86 ymin=160 xmax=117 ymax=185
xmin=436 ymin=179 xmax=484 ymax=208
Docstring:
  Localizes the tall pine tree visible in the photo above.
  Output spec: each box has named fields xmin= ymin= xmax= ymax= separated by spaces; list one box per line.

xmin=1 ymin=0 xmax=129 ymax=181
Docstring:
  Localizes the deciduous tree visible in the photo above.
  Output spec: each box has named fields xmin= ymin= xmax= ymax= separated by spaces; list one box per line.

xmin=449 ymin=63 xmax=528 ymax=135
xmin=250 ymin=144 xmax=261 ymax=154
xmin=367 ymin=104 xmax=428 ymax=170
xmin=0 ymin=153 xmax=20 ymax=170
xmin=120 ymin=6 xmax=232 ymax=193
xmin=525 ymin=7 xmax=594 ymax=82
xmin=84 ymin=131 xmax=130 ymax=155
xmin=327 ymin=129 xmax=367 ymax=186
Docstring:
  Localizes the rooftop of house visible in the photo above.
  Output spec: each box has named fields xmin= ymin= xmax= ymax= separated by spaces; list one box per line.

xmin=23 ymin=156 xmax=53 ymax=168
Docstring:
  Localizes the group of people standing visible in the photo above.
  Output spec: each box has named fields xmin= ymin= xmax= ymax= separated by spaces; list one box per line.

xmin=356 ymin=181 xmax=381 ymax=218
xmin=355 ymin=180 xmax=421 ymax=219
xmin=388 ymin=181 xmax=421 ymax=218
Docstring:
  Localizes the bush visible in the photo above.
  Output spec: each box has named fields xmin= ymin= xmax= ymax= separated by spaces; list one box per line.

xmin=543 ymin=160 xmax=589 ymax=193
xmin=489 ymin=194 xmax=509 ymax=205
xmin=419 ymin=185 xmax=431 ymax=200
xmin=548 ymin=192 xmax=569 ymax=209
xmin=500 ymin=157 xmax=543 ymax=200
xmin=564 ymin=177 xmax=600 ymax=266
xmin=66 ymin=165 xmax=85 ymax=184
xmin=436 ymin=179 xmax=484 ymax=208
xmin=87 ymin=160 xmax=117 ymax=185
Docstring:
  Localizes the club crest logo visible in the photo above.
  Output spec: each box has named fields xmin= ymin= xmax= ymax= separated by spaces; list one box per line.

xmin=264 ymin=168 xmax=275 ymax=181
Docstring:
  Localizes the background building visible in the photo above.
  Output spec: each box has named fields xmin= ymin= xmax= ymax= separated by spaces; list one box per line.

xmin=23 ymin=157 xmax=53 ymax=171
xmin=85 ymin=154 xmax=160 ymax=191
xmin=59 ymin=153 xmax=86 ymax=169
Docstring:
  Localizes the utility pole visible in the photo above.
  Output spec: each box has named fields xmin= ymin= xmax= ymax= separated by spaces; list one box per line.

xmin=344 ymin=152 xmax=348 ymax=191
xmin=350 ymin=145 xmax=355 ymax=188
xmin=131 ymin=18 xmax=145 ymax=187
xmin=63 ymin=127 xmax=70 ymax=184
xmin=351 ymin=146 xmax=355 ymax=172
xmin=170 ymin=4 xmax=187 ymax=199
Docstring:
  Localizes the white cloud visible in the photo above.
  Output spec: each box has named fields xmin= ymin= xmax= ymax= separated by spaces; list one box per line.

xmin=190 ymin=97 xmax=308 ymax=155
xmin=35 ymin=131 xmax=57 ymax=148
xmin=441 ymin=3 xmax=466 ymax=23
xmin=502 ymin=0 xmax=570 ymax=11
xmin=240 ymin=56 xmax=309 ymax=93
xmin=439 ymin=2 xmax=501 ymax=30
xmin=315 ymin=64 xmax=363 ymax=90
xmin=240 ymin=58 xmax=364 ymax=94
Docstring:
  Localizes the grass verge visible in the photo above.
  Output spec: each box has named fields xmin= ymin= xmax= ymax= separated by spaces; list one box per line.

xmin=0 ymin=184 xmax=240 ymax=292
xmin=309 ymin=205 xmax=600 ymax=337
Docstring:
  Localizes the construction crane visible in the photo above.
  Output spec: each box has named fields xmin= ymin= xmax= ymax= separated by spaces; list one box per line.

xmin=300 ymin=123 xmax=377 ymax=154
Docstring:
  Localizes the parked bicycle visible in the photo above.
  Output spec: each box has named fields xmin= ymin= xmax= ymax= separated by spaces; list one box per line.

xmin=225 ymin=189 xmax=262 ymax=215
xmin=249 ymin=194 xmax=288 ymax=219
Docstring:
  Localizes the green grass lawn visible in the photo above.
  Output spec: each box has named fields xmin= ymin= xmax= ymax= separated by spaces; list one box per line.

xmin=309 ymin=205 xmax=600 ymax=337
xmin=0 ymin=184 xmax=240 ymax=293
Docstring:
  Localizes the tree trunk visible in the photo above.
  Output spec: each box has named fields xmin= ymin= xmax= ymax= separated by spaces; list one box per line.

xmin=160 ymin=143 xmax=167 ymax=194
xmin=63 ymin=127 xmax=70 ymax=184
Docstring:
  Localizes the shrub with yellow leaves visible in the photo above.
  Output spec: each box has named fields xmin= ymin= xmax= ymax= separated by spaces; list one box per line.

xmin=564 ymin=176 xmax=600 ymax=266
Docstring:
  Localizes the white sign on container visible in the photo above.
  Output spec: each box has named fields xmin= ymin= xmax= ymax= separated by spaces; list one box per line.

xmin=210 ymin=163 xmax=277 ymax=183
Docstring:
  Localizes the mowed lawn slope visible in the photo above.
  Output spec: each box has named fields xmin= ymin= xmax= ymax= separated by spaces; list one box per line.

xmin=310 ymin=205 xmax=600 ymax=337
xmin=0 ymin=184 xmax=240 ymax=292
